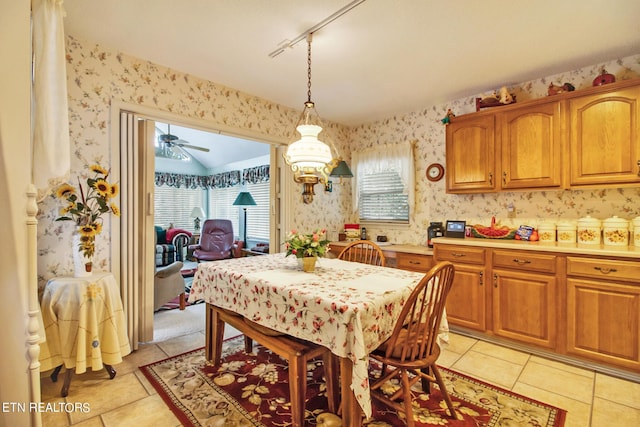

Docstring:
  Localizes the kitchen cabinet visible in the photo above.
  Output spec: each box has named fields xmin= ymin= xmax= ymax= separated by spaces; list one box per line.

xmin=568 ymin=84 xmax=640 ymax=187
xmin=491 ymin=250 xmax=559 ymax=349
xmin=446 ymin=114 xmax=496 ymax=193
xmin=446 ymin=78 xmax=640 ymax=194
xmin=396 ymin=252 xmax=433 ymax=273
xmin=499 ymin=101 xmax=563 ymax=189
xmin=433 ymin=244 xmax=487 ymax=331
xmin=566 ymin=256 xmax=640 ymax=371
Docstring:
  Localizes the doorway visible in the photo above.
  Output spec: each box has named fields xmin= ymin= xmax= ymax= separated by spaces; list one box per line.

xmin=113 ymin=104 xmax=286 ymax=346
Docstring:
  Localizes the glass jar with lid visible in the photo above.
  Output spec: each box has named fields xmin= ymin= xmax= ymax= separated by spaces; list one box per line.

xmin=577 ymin=215 xmax=601 ymax=245
xmin=602 ymin=216 xmax=629 ymax=246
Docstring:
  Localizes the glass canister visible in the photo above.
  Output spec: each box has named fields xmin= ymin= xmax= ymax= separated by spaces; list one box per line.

xmin=632 ymin=216 xmax=640 ymax=247
xmin=577 ymin=215 xmax=601 ymax=245
xmin=556 ymin=221 xmax=577 ymax=243
xmin=538 ymin=221 xmax=556 ymax=242
xmin=602 ymin=216 xmax=629 ymax=246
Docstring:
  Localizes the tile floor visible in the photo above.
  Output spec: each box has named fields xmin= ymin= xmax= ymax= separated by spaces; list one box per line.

xmin=39 ymin=304 xmax=640 ymax=427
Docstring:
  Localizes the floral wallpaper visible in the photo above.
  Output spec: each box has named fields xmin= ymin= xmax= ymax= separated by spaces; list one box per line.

xmin=36 ymin=33 xmax=640 ymax=287
xmin=347 ymin=55 xmax=640 ymax=244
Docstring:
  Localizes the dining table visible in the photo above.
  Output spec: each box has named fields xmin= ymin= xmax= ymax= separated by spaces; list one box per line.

xmin=188 ymin=252 xmax=449 ymax=426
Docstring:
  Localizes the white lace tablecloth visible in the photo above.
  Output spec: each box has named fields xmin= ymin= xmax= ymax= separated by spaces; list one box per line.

xmin=39 ymin=272 xmax=131 ymax=374
xmin=189 ymin=253 xmax=448 ymax=417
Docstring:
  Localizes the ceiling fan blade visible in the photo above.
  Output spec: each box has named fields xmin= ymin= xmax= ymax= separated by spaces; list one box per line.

xmin=177 ymin=143 xmax=210 ymax=152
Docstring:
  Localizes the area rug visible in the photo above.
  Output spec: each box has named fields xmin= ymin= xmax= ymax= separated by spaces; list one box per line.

xmin=140 ymin=336 xmax=566 ymax=426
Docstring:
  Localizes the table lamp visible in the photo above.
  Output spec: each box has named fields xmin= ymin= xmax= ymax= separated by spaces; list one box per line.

xmin=232 ymin=191 xmax=257 ymax=249
xmin=190 ymin=206 xmax=206 ymax=232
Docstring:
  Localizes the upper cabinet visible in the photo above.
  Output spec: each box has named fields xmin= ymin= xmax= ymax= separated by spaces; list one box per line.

xmin=569 ymin=85 xmax=640 ymax=187
xmin=446 ymin=78 xmax=640 ymax=194
xmin=446 ymin=114 xmax=496 ymax=193
xmin=446 ymin=99 xmax=563 ymax=193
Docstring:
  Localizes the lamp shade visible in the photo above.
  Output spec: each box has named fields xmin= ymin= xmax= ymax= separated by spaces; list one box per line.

xmin=285 ymin=124 xmax=333 ymax=169
xmin=233 ymin=191 xmax=257 ymax=206
xmin=329 ymin=160 xmax=353 ymax=178
xmin=190 ymin=206 xmax=205 ymax=218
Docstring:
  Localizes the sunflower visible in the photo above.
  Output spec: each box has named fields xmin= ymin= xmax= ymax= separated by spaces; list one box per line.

xmin=78 ymin=225 xmax=98 ymax=237
xmin=89 ymin=164 xmax=108 ymax=175
xmin=55 ymin=183 xmax=76 ymax=199
xmin=93 ymin=179 xmax=111 ymax=198
xmin=109 ymin=182 xmax=119 ymax=198
xmin=110 ymin=203 xmax=120 ymax=217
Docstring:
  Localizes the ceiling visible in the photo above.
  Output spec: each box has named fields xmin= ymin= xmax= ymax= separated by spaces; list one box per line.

xmin=63 ymin=0 xmax=640 ymax=163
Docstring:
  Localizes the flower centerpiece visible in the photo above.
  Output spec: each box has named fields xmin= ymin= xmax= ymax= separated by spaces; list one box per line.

xmin=284 ymin=229 xmax=330 ymax=272
xmin=54 ymin=164 xmax=120 ymax=276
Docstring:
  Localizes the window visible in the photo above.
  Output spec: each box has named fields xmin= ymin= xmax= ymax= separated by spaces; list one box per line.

xmin=209 ymin=186 xmax=240 ymax=237
xmin=154 ymin=185 xmax=205 ymax=230
xmin=352 ymin=141 xmax=414 ymax=223
xmin=244 ymin=181 xmax=270 ymax=241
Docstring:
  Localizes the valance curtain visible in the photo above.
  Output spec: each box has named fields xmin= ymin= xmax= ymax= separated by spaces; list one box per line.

xmin=32 ymin=0 xmax=71 ymax=201
xmin=351 ymin=141 xmax=415 ymax=216
xmin=242 ymin=164 xmax=270 ymax=184
xmin=155 ymin=170 xmax=240 ymax=189
xmin=155 ymin=165 xmax=270 ymax=190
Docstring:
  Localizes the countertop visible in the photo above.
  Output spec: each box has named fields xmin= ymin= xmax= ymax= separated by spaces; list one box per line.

xmin=432 ymin=237 xmax=640 ymax=259
xmin=328 ymin=241 xmax=433 ymax=256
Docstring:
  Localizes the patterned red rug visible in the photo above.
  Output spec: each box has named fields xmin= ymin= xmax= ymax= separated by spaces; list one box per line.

xmin=140 ymin=336 xmax=566 ymax=426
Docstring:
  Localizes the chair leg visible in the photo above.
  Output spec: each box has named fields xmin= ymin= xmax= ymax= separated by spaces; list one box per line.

xmin=431 ymin=364 xmax=458 ymax=419
xmin=288 ymin=356 xmax=307 ymax=427
xmin=322 ymin=352 xmax=339 ymax=413
xmin=400 ymin=369 xmax=415 ymax=427
xmin=179 ymin=292 xmax=186 ymax=310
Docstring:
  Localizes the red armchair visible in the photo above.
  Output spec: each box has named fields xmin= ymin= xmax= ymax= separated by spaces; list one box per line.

xmin=189 ymin=219 xmax=237 ymax=262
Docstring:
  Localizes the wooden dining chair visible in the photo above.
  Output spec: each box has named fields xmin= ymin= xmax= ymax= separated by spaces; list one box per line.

xmin=337 ymin=240 xmax=386 ymax=266
xmin=368 ymin=261 xmax=458 ymax=426
xmin=207 ymin=305 xmax=339 ymax=427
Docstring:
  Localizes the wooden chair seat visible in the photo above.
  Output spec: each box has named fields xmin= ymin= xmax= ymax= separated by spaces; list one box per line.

xmin=207 ymin=304 xmax=339 ymax=427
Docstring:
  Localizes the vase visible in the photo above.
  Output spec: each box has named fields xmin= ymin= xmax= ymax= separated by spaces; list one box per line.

xmin=297 ymin=256 xmax=317 ymax=273
xmin=72 ymin=229 xmax=95 ymax=277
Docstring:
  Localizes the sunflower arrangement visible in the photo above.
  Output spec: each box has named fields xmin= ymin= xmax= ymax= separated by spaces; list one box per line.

xmin=284 ymin=229 xmax=330 ymax=258
xmin=54 ymin=164 xmax=120 ymax=259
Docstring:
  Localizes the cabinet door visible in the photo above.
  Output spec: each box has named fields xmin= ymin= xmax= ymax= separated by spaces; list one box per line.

xmin=445 ymin=264 xmax=486 ymax=331
xmin=492 ymin=269 xmax=557 ymax=349
xmin=446 ymin=114 xmax=496 ymax=193
xmin=569 ymin=86 xmax=640 ymax=186
xmin=499 ymin=101 xmax=563 ymax=189
xmin=566 ymin=278 xmax=640 ymax=371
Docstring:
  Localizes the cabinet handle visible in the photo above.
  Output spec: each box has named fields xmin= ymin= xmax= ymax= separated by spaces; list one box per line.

xmin=637 ymin=160 xmax=640 ymax=176
xmin=512 ymin=258 xmax=532 ymax=265
xmin=409 ymin=260 xmax=421 ymax=265
xmin=489 ymin=172 xmax=493 ymax=186
xmin=451 ymin=253 xmax=466 ymax=257
xmin=594 ymin=266 xmax=617 ymax=274
xmin=479 ymin=271 xmax=483 ymax=286
xmin=503 ymin=171 xmax=507 ymax=185
xmin=493 ymin=273 xmax=498 ymax=288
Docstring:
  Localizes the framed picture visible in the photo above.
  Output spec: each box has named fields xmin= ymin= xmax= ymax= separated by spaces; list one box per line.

xmin=325 ymin=181 xmax=333 ymax=192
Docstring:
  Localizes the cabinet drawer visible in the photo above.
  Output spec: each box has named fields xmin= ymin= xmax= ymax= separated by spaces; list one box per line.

xmin=567 ymin=256 xmax=640 ymax=283
xmin=434 ymin=245 xmax=486 ymax=265
xmin=396 ymin=253 xmax=433 ymax=272
xmin=493 ymin=250 xmax=557 ymax=274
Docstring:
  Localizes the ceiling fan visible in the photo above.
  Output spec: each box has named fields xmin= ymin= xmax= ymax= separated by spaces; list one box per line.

xmin=156 ymin=124 xmax=210 ymax=158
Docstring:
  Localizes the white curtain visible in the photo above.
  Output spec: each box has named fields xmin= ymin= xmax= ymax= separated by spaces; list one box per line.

xmin=351 ymin=141 xmax=415 ymax=214
xmin=32 ymin=0 xmax=70 ymax=201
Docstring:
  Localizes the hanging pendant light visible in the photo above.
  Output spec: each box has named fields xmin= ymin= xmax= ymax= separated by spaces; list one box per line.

xmin=283 ymin=33 xmax=339 ymax=204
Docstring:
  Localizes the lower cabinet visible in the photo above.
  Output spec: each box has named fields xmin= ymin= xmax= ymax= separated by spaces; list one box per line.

xmin=435 ymin=242 xmax=640 ymax=374
xmin=566 ymin=256 xmax=640 ymax=372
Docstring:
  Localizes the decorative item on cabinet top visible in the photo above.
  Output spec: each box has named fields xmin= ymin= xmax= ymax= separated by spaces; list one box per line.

xmin=475 ymin=86 xmax=516 ymax=111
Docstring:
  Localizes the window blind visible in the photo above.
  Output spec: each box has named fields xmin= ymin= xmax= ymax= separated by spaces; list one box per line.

xmin=359 ymin=170 xmax=409 ymax=222
xmin=244 ymin=181 xmax=270 ymax=241
xmin=209 ymin=186 xmax=240 ymax=237
xmin=154 ymin=185 xmax=205 ymax=231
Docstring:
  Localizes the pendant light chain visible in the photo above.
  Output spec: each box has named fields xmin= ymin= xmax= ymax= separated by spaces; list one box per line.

xmin=306 ymin=33 xmax=313 ymax=104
